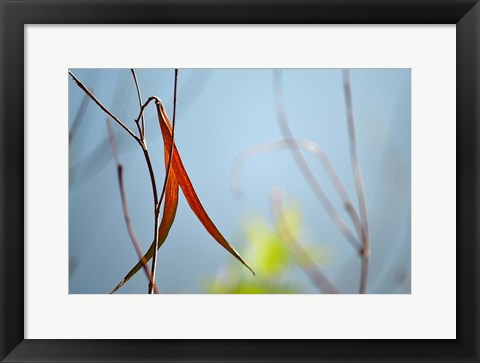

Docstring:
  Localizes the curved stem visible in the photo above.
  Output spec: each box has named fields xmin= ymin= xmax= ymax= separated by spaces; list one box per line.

xmin=230 ymin=138 xmax=364 ymax=240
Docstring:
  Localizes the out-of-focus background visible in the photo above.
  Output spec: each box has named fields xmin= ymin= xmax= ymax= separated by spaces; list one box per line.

xmin=69 ymin=69 xmax=410 ymax=294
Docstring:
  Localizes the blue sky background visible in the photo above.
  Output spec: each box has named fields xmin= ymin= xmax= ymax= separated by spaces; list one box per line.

xmin=69 ymin=69 xmax=411 ymax=294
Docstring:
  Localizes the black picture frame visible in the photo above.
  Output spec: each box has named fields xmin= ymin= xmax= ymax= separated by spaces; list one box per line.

xmin=1 ymin=0 xmax=478 ymax=362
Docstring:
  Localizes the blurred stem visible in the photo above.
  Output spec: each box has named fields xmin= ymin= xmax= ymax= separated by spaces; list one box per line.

xmin=342 ymin=69 xmax=369 ymax=294
xmin=272 ymin=70 xmax=362 ymax=252
xmin=231 ymin=138 xmax=364 ymax=239
xmin=270 ymin=188 xmax=340 ymax=294
xmin=69 ymin=88 xmax=93 ymax=143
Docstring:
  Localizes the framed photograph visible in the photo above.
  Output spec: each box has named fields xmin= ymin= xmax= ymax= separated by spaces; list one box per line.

xmin=1 ymin=0 xmax=478 ymax=362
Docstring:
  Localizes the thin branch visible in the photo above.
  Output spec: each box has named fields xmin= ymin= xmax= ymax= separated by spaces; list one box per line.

xmin=270 ymin=188 xmax=340 ymax=294
xmin=148 ymin=69 xmax=179 ymax=294
xmin=116 ymin=94 xmax=163 ymax=212
xmin=68 ymin=70 xmax=139 ymax=142
xmin=125 ymin=94 xmax=163 ymax=293
xmin=147 ymin=205 xmax=161 ymax=294
xmin=272 ymin=70 xmax=362 ymax=252
xmin=342 ymin=69 xmax=370 ymax=294
xmin=70 ymin=70 xmax=163 ymax=294
xmin=70 ymin=70 xmax=159 ymax=217
xmin=141 ymin=146 xmax=159 ymax=208
xmin=230 ymin=138 xmax=363 ymax=239
xmin=105 ymin=118 xmax=159 ymax=294
xmin=131 ymin=69 xmax=145 ymax=140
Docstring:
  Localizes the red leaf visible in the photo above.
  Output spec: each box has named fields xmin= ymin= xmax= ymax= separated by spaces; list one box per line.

xmin=155 ymin=100 xmax=254 ymax=275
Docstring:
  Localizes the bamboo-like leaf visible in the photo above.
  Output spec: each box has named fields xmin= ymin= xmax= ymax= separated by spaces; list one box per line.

xmin=110 ymin=119 xmax=180 ymax=294
xmin=155 ymin=100 xmax=255 ymax=276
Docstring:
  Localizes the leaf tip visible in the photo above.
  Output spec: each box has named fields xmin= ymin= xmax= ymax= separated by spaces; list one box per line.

xmin=110 ymin=279 xmax=126 ymax=294
xmin=242 ymin=260 xmax=256 ymax=276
